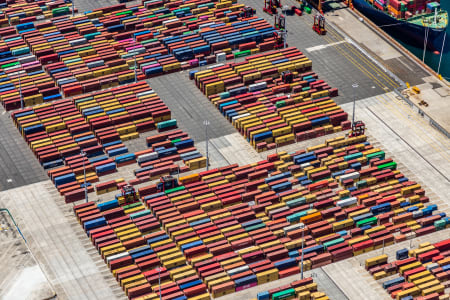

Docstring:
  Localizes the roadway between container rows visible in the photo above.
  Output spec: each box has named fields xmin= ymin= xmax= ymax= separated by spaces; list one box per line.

xmin=375 ymin=93 xmax=450 ymax=166
xmin=298 ymin=11 xmax=401 ymax=91
xmin=245 ymin=0 xmax=400 ymax=102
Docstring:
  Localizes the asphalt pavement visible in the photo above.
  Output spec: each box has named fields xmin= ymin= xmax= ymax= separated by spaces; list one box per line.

xmin=148 ymin=74 xmax=237 ymax=143
xmin=246 ymin=0 xmax=405 ymax=103
xmin=0 ymin=108 xmax=47 ymax=191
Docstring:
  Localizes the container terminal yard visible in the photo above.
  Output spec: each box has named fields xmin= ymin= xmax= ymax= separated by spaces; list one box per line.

xmin=0 ymin=0 xmax=448 ymax=299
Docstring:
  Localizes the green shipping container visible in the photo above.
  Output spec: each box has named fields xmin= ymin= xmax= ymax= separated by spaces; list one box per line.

xmin=164 ymin=185 xmax=185 ymax=195
xmin=286 ymin=197 xmax=306 ymax=208
xmin=377 ymin=162 xmax=397 ymax=170
xmin=356 ymin=180 xmax=367 ymax=189
xmin=272 ymin=288 xmax=295 ymax=300
xmin=130 ymin=209 xmax=151 ymax=220
xmin=122 ymin=202 xmax=142 ymax=210
xmin=344 ymin=152 xmax=363 ymax=161
xmin=275 ymin=100 xmax=286 ymax=108
xmin=245 ymin=223 xmax=266 ymax=232
xmin=434 ymin=220 xmax=446 ymax=230
xmin=356 ymin=216 xmax=378 ymax=227
xmin=1 ymin=61 xmax=19 ymax=69
xmin=323 ymin=237 xmax=345 ymax=250
xmin=115 ymin=10 xmax=133 ymax=16
xmin=234 ymin=50 xmax=251 ymax=58
xmin=366 ymin=151 xmax=385 ymax=161
xmin=157 ymin=119 xmax=177 ymax=129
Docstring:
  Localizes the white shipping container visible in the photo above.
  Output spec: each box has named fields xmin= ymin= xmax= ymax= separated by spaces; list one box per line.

xmin=106 ymin=251 xmax=129 ymax=264
xmin=137 ymin=152 xmax=158 ymax=163
xmin=339 ymin=172 xmax=360 ymax=183
xmin=283 ymin=222 xmax=305 ymax=234
xmin=336 ymin=197 xmax=357 ymax=208
xmin=248 ymin=82 xmax=267 ymax=92
xmin=216 ymin=52 xmax=226 ymax=62
xmin=227 ymin=265 xmax=249 ymax=276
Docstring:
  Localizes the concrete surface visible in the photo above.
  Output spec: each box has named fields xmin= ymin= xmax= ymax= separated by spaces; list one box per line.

xmin=323 ymin=228 xmax=450 ymax=300
xmin=0 ymin=211 xmax=55 ymax=300
xmin=405 ymin=76 xmax=450 ymax=134
xmin=324 ymin=7 xmax=402 ymax=61
xmin=148 ymin=73 xmax=237 ymax=143
xmin=218 ymin=267 xmax=348 ymax=300
xmin=324 ymin=5 xmax=429 ymax=87
xmin=341 ymin=92 xmax=450 ymax=211
xmin=0 ymin=108 xmax=48 ymax=191
xmin=0 ymin=0 xmax=448 ymax=299
xmin=0 ymin=182 xmax=126 ymax=300
xmin=246 ymin=0 xmax=402 ymax=102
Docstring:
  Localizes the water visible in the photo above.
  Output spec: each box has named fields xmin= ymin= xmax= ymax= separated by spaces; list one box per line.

xmin=394 ymin=1 xmax=450 ymax=80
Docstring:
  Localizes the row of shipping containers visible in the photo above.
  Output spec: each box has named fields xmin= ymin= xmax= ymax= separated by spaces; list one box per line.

xmin=190 ymin=47 xmax=346 ymax=151
xmin=10 ymin=81 xmax=205 ymax=202
xmin=365 ymin=238 xmax=450 ymax=300
xmin=0 ymin=0 xmax=75 ymax=26
xmin=73 ymin=134 xmax=449 ymax=299
xmin=0 ymin=0 xmax=282 ymax=109
xmin=256 ymin=277 xmax=329 ymax=300
xmin=1 ymin=1 xmax=447 ymax=300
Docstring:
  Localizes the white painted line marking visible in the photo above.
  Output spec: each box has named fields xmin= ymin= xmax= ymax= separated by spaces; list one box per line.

xmin=396 ymin=57 xmax=415 ymax=72
xmin=306 ymin=40 xmax=346 ymax=52
xmin=7 ymin=178 xmax=12 ymax=183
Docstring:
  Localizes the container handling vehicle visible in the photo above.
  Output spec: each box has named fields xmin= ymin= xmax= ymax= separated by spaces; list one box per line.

xmin=349 ymin=121 xmax=365 ymax=137
xmin=240 ymin=6 xmax=255 ymax=18
xmin=273 ymin=31 xmax=288 ymax=49
xmin=157 ymin=175 xmax=179 ymax=192
xmin=274 ymin=14 xmax=286 ymax=30
xmin=281 ymin=70 xmax=294 ymax=83
xmin=116 ymin=176 xmax=179 ymax=205
xmin=116 ymin=185 xmax=140 ymax=205
xmin=312 ymin=14 xmax=327 ymax=35
xmin=273 ymin=14 xmax=288 ymax=49
xmin=264 ymin=0 xmax=281 ymax=15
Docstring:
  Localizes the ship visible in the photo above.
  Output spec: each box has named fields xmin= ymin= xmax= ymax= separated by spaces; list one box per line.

xmin=351 ymin=0 xmax=448 ymax=51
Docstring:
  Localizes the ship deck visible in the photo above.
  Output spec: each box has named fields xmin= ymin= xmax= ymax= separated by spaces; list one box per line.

xmin=408 ymin=10 xmax=448 ymax=29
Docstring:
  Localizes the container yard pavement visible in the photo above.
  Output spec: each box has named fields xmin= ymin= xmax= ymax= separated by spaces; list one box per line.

xmin=216 ymin=229 xmax=450 ymax=300
xmin=0 ymin=211 xmax=54 ymax=300
xmin=148 ymin=74 xmax=237 ymax=143
xmin=322 ymin=228 xmax=450 ymax=300
xmin=323 ymin=4 xmax=429 ymax=87
xmin=405 ymin=76 xmax=450 ymax=135
xmin=245 ymin=0 xmax=403 ymax=102
xmin=0 ymin=182 xmax=126 ymax=300
xmin=0 ymin=108 xmax=48 ymax=191
xmin=218 ymin=267 xmax=349 ymax=300
xmin=341 ymin=92 xmax=450 ymax=209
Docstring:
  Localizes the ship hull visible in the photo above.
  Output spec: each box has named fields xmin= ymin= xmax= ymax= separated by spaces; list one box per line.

xmin=353 ymin=0 xmax=447 ymax=51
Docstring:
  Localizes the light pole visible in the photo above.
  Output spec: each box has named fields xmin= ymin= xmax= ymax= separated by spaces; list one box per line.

xmin=351 ymin=83 xmax=358 ymax=125
xmin=300 ymin=222 xmax=305 ymax=279
xmin=81 ymin=150 xmax=88 ymax=202
xmin=158 ymin=266 xmax=162 ymax=300
xmin=283 ymin=7 xmax=288 ymax=49
xmin=203 ymin=120 xmax=210 ymax=170
xmin=18 ymin=71 xmax=23 ymax=109
xmin=72 ymin=0 xmax=75 ymax=17
xmin=134 ymin=36 xmax=138 ymax=83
